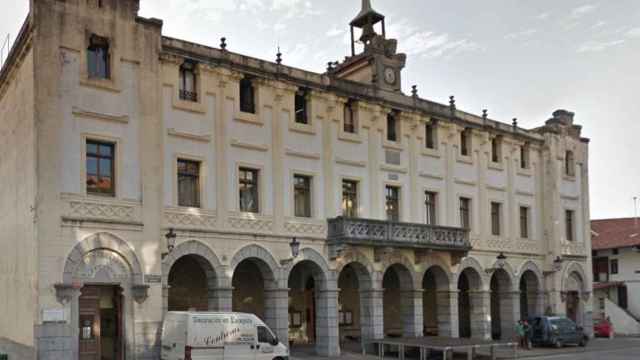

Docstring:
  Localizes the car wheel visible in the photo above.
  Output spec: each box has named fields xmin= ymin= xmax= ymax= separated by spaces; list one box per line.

xmin=579 ymin=337 xmax=588 ymax=347
xmin=554 ymin=339 xmax=563 ymax=348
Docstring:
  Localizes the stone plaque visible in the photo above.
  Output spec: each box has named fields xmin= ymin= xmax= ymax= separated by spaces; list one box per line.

xmin=43 ymin=308 xmax=66 ymax=323
xmin=388 ymin=173 xmax=399 ymax=181
xmin=145 ymin=274 xmax=162 ymax=283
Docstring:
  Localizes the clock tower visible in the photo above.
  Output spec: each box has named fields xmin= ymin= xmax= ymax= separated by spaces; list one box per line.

xmin=331 ymin=0 xmax=407 ymax=93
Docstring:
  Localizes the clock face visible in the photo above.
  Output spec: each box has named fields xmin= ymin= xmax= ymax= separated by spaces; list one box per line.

xmin=384 ymin=67 xmax=396 ymax=84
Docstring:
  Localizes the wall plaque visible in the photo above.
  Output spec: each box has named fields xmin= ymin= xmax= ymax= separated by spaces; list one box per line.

xmin=145 ymin=274 xmax=162 ymax=283
xmin=43 ymin=308 xmax=66 ymax=323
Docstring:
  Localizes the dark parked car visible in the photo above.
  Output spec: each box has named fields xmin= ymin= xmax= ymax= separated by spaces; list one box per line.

xmin=528 ymin=316 xmax=589 ymax=348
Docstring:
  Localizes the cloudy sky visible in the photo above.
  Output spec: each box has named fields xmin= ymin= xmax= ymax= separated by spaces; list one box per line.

xmin=2 ymin=0 xmax=640 ymax=219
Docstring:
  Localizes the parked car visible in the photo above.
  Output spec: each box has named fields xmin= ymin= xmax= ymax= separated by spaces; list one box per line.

xmin=594 ymin=319 xmax=613 ymax=338
xmin=161 ymin=312 xmax=289 ymax=360
xmin=528 ymin=316 xmax=589 ymax=348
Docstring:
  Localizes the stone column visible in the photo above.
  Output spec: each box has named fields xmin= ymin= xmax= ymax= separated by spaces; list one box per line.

xmin=264 ymin=288 xmax=290 ymax=346
xmin=401 ymin=290 xmax=424 ymax=337
xmin=212 ymin=287 xmax=233 ymax=312
xmin=469 ymin=290 xmax=491 ymax=340
xmin=499 ymin=291 xmax=519 ymax=341
xmin=436 ymin=290 xmax=458 ymax=337
xmin=360 ymin=289 xmax=384 ymax=343
xmin=315 ymin=289 xmax=340 ymax=356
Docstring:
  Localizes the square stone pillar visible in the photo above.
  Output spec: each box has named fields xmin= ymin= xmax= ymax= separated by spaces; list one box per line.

xmin=315 ymin=289 xmax=340 ymax=356
xmin=360 ymin=289 xmax=384 ymax=351
xmin=437 ymin=290 xmax=458 ymax=337
xmin=470 ymin=290 xmax=491 ymax=340
xmin=264 ymin=288 xmax=290 ymax=346
xmin=534 ymin=292 xmax=545 ymax=317
xmin=498 ymin=291 xmax=519 ymax=341
xmin=401 ymin=290 xmax=423 ymax=338
xmin=212 ymin=287 xmax=233 ymax=312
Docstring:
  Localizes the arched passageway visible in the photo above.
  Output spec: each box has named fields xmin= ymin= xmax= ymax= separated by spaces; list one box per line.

xmin=337 ymin=262 xmax=371 ymax=344
xmin=519 ymin=270 xmax=541 ymax=320
xmin=565 ymin=271 xmax=585 ymax=326
xmin=232 ymin=258 xmax=277 ymax=320
xmin=490 ymin=269 xmax=514 ymax=340
xmin=288 ymin=260 xmax=328 ymax=347
xmin=458 ymin=268 xmax=484 ymax=338
xmin=382 ymin=264 xmax=420 ymax=337
xmin=422 ymin=266 xmax=451 ymax=336
xmin=168 ymin=254 xmax=217 ymax=311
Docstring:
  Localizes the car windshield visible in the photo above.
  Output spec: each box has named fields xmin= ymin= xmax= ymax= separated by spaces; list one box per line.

xmin=550 ymin=318 xmax=575 ymax=328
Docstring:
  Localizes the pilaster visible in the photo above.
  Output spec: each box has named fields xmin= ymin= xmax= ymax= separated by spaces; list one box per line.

xmin=469 ymin=290 xmax=491 ymax=340
xmin=315 ymin=289 xmax=341 ymax=356
xmin=401 ymin=290 xmax=423 ymax=337
xmin=264 ymin=288 xmax=290 ymax=345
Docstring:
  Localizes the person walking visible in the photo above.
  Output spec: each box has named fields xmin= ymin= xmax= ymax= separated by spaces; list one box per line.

xmin=515 ymin=320 xmax=526 ymax=349
xmin=523 ymin=320 xmax=532 ymax=349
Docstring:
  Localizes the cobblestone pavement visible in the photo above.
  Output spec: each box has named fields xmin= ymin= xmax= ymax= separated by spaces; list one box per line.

xmin=290 ymin=337 xmax=640 ymax=359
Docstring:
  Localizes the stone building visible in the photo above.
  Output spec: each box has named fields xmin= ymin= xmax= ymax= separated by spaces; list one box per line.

xmin=0 ymin=0 xmax=593 ymax=359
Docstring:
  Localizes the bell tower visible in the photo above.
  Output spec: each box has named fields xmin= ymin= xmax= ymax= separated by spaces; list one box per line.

xmin=332 ymin=0 xmax=406 ymax=92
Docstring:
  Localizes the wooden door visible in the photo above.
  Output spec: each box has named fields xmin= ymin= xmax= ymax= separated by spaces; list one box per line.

xmin=305 ymin=290 xmax=315 ymax=343
xmin=114 ymin=288 xmax=123 ymax=360
xmin=79 ymin=286 xmax=101 ymax=360
xmin=566 ymin=292 xmax=579 ymax=323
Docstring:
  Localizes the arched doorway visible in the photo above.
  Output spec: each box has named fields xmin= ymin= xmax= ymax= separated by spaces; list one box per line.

xmin=423 ymin=266 xmax=450 ymax=336
xmin=490 ymin=269 xmax=513 ymax=340
xmin=382 ymin=264 xmax=416 ymax=337
xmin=519 ymin=270 xmax=541 ymax=320
xmin=337 ymin=262 xmax=371 ymax=348
xmin=168 ymin=254 xmax=216 ymax=311
xmin=458 ymin=268 xmax=483 ymax=338
xmin=288 ymin=260 xmax=328 ymax=348
xmin=565 ymin=271 xmax=585 ymax=326
xmin=232 ymin=258 xmax=275 ymax=320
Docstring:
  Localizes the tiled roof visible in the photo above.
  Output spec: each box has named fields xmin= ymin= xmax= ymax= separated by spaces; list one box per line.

xmin=592 ymin=218 xmax=640 ymax=250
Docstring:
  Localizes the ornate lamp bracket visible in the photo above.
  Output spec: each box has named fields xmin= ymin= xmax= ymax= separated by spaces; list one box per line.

xmin=132 ymin=285 xmax=150 ymax=304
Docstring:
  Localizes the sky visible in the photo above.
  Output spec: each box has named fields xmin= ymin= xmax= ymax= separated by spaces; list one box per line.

xmin=1 ymin=0 xmax=639 ymax=220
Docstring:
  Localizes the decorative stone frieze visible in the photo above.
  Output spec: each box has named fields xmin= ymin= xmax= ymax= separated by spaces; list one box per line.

xmin=164 ymin=208 xmax=217 ymax=229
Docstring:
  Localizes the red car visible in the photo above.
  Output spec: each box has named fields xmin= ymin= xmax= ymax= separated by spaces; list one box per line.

xmin=594 ymin=320 xmax=613 ymax=337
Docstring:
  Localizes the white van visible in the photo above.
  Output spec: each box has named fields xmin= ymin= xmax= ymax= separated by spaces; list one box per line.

xmin=161 ymin=312 xmax=289 ymax=360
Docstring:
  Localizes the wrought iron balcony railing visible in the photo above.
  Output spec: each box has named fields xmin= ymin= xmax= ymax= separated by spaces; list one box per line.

xmin=179 ymin=89 xmax=198 ymax=102
xmin=327 ymin=216 xmax=471 ymax=251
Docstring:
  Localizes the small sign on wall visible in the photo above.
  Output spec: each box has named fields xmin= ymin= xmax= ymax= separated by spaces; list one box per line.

xmin=42 ymin=308 xmax=66 ymax=323
xmin=145 ymin=274 xmax=162 ymax=283
xmin=388 ymin=174 xmax=399 ymax=181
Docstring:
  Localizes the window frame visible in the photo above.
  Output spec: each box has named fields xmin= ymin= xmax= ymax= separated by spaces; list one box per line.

xmin=293 ymin=174 xmax=312 ymax=218
xmin=294 ymin=89 xmax=309 ymax=125
xmin=491 ymin=202 xmax=502 ymax=236
xmin=491 ymin=136 xmax=501 ymax=163
xmin=87 ymin=34 xmax=110 ymax=79
xmin=565 ymin=209 xmax=575 ymax=241
xmin=459 ymin=197 xmax=471 ymax=230
xmin=611 ymin=259 xmax=619 ymax=275
xmin=85 ymin=139 xmax=116 ymax=196
xmin=425 ymin=122 xmax=437 ymax=149
xmin=520 ymin=143 xmax=530 ymax=169
xmin=179 ymin=61 xmax=198 ymax=102
xmin=460 ymin=129 xmax=471 ymax=156
xmin=565 ymin=150 xmax=575 ymax=177
xmin=342 ymin=179 xmax=359 ymax=218
xmin=177 ymin=158 xmax=201 ymax=208
xmin=386 ymin=111 xmax=399 ymax=142
xmin=239 ymin=77 xmax=256 ymax=114
xmin=385 ymin=185 xmax=401 ymax=222
xmin=519 ymin=206 xmax=529 ymax=239
xmin=343 ymin=100 xmax=357 ymax=134
xmin=238 ymin=167 xmax=260 ymax=213
xmin=425 ymin=191 xmax=437 ymax=225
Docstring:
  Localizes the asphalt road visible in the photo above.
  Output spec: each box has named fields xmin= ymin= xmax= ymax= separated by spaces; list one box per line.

xmin=524 ymin=345 xmax=640 ymax=359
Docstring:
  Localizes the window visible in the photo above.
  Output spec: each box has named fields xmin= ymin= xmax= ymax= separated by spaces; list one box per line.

xmin=239 ymin=168 xmax=259 ymax=213
xmin=425 ymin=191 xmax=437 ymax=225
xmin=520 ymin=143 xmax=530 ymax=169
xmin=387 ymin=111 xmax=398 ymax=142
xmin=86 ymin=140 xmax=115 ymax=195
xmin=177 ymin=159 xmax=200 ymax=207
xmin=520 ymin=206 xmax=529 ymax=238
xmin=385 ymin=186 xmax=400 ymax=221
xmin=257 ymin=326 xmax=275 ymax=344
xmin=565 ymin=151 xmax=575 ymax=176
xmin=491 ymin=136 xmax=501 ymax=163
xmin=293 ymin=175 xmax=312 ymax=218
xmin=343 ymin=100 xmax=357 ymax=133
xmin=611 ymin=259 xmax=619 ymax=275
xmin=491 ymin=202 xmax=501 ymax=236
xmin=459 ymin=197 xmax=471 ymax=229
xmin=87 ymin=34 xmax=110 ymax=79
xmin=425 ymin=122 xmax=436 ymax=149
xmin=239 ymin=77 xmax=256 ymax=114
xmin=460 ymin=129 xmax=471 ymax=156
xmin=295 ymin=89 xmax=309 ymax=124
xmin=613 ymin=248 xmax=619 ymax=255
xmin=179 ymin=61 xmax=198 ymax=102
xmin=565 ymin=210 xmax=574 ymax=241
xmin=342 ymin=180 xmax=358 ymax=218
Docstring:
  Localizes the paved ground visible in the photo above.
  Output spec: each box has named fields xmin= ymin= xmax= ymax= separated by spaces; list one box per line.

xmin=290 ymin=337 xmax=640 ymax=359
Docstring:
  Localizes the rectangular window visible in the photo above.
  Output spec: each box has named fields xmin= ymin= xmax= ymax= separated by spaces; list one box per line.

xmin=385 ymin=186 xmax=400 ymax=221
xmin=520 ymin=206 xmax=529 ymax=238
xmin=293 ymin=175 xmax=312 ymax=218
xmin=491 ymin=202 xmax=501 ymax=236
xmin=342 ymin=180 xmax=358 ymax=218
xmin=240 ymin=77 xmax=256 ymax=114
xmin=520 ymin=144 xmax=529 ymax=169
xmin=425 ymin=123 xmax=436 ymax=149
xmin=177 ymin=159 xmax=200 ymax=207
xmin=425 ymin=191 xmax=437 ymax=225
xmin=86 ymin=140 xmax=115 ymax=196
xmin=295 ymin=89 xmax=308 ymax=124
xmin=491 ymin=137 xmax=501 ymax=163
xmin=613 ymin=248 xmax=619 ymax=255
xmin=565 ymin=210 xmax=574 ymax=241
xmin=459 ymin=197 xmax=471 ymax=229
xmin=179 ymin=61 xmax=198 ymax=102
xmin=343 ymin=100 xmax=356 ymax=133
xmin=387 ymin=112 xmax=398 ymax=142
xmin=87 ymin=34 xmax=110 ymax=79
xmin=460 ymin=129 xmax=470 ymax=156
xmin=239 ymin=168 xmax=259 ymax=213
xmin=611 ymin=259 xmax=619 ymax=275
xmin=565 ymin=151 xmax=575 ymax=176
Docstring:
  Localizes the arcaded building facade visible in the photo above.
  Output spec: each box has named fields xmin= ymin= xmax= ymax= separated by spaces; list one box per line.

xmin=0 ymin=0 xmax=593 ymax=359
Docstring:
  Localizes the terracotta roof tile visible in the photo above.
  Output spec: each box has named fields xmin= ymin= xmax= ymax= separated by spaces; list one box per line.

xmin=591 ymin=218 xmax=640 ymax=250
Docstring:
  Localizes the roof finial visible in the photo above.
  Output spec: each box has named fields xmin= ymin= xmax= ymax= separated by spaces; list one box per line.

xmin=220 ymin=37 xmax=227 ymax=51
xmin=276 ymin=46 xmax=282 ymax=65
xmin=411 ymin=85 xmax=418 ymax=98
xmin=512 ymin=118 xmax=518 ymax=131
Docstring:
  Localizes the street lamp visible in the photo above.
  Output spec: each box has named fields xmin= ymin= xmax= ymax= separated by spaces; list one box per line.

xmin=496 ymin=252 xmax=507 ymax=269
xmin=552 ymin=256 xmax=563 ymax=272
xmin=290 ymin=237 xmax=300 ymax=259
xmin=162 ymin=228 xmax=177 ymax=260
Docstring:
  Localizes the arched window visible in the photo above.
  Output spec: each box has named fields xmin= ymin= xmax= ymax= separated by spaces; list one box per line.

xmin=565 ymin=150 xmax=575 ymax=176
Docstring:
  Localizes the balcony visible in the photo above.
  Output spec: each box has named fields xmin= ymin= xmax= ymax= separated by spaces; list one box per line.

xmin=327 ymin=216 xmax=471 ymax=251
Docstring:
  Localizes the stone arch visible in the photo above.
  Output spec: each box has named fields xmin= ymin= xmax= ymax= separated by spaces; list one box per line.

xmin=229 ymin=244 xmax=280 ymax=289
xmin=562 ymin=262 xmax=587 ymax=293
xmin=62 ymin=232 xmax=144 ymax=286
xmin=517 ymin=261 xmax=544 ymax=292
xmin=489 ymin=268 xmax=515 ymax=340
xmin=162 ymin=240 xmax=224 ymax=284
xmin=422 ymin=264 xmax=453 ymax=337
xmin=284 ymin=247 xmax=334 ymax=290
xmin=335 ymin=248 xmax=377 ymax=290
xmin=379 ymin=253 xmax=419 ymax=290
xmin=456 ymin=257 xmax=488 ymax=339
xmin=455 ymin=256 xmax=486 ymax=291
xmin=562 ymin=262 xmax=587 ymax=327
